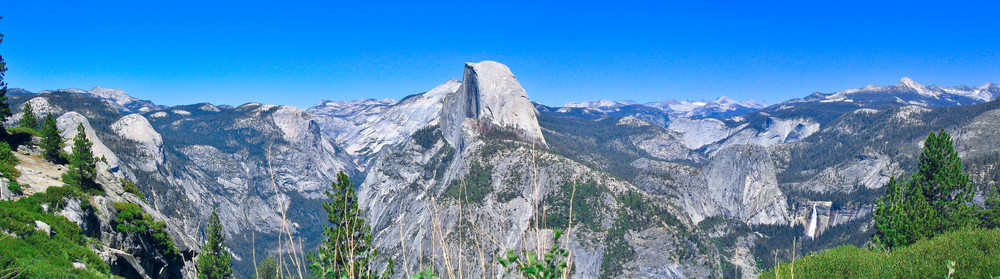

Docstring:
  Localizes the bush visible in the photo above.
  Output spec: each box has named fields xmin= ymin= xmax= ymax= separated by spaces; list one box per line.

xmin=7 ymin=180 xmax=22 ymax=196
xmin=6 ymin=126 xmax=39 ymax=137
xmin=121 ymin=178 xmax=146 ymax=202
xmin=0 ymin=141 xmax=19 ymax=180
xmin=112 ymin=202 xmax=178 ymax=256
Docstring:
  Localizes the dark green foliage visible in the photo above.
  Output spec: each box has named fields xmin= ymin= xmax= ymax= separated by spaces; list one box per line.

xmin=18 ymin=101 xmax=37 ymax=130
xmin=984 ymin=188 xmax=1000 ymax=229
xmin=39 ymin=113 xmax=65 ymax=163
xmin=6 ymin=180 xmax=20 ymax=196
xmin=600 ymin=191 xmax=685 ymax=278
xmin=256 ymin=256 xmax=278 ymax=279
xmin=760 ymin=228 xmax=1000 ymax=278
xmin=873 ymin=129 xmax=980 ymax=249
xmin=544 ymin=181 xmax=603 ymax=231
xmin=112 ymin=202 xmax=179 ymax=256
xmin=0 ymin=183 xmax=112 ymax=277
xmin=600 ymin=226 xmax=632 ymax=278
xmin=308 ymin=171 xmax=391 ymax=279
xmin=615 ymin=191 xmax=681 ymax=229
xmin=498 ymin=229 xmax=572 ymax=279
xmin=121 ymin=178 xmax=146 ymax=202
xmin=199 ymin=206 xmax=233 ymax=279
xmin=6 ymin=126 xmax=40 ymax=138
xmin=114 ymin=202 xmax=149 ymax=232
xmin=0 ymin=140 xmax=19 ymax=180
xmin=443 ymin=161 xmax=493 ymax=204
xmin=0 ymin=24 xmax=10 ymax=125
xmin=63 ymin=123 xmax=100 ymax=193
xmin=412 ymin=125 xmax=442 ymax=149
xmin=0 ymin=140 xmax=20 ymax=196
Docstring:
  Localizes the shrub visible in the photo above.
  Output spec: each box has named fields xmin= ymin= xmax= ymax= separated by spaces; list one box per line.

xmin=6 ymin=126 xmax=40 ymax=137
xmin=112 ymin=202 xmax=178 ymax=256
xmin=121 ymin=178 xmax=146 ymax=202
xmin=0 ymin=141 xmax=19 ymax=180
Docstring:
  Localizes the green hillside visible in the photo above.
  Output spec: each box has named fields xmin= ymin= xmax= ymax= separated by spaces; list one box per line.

xmin=760 ymin=228 xmax=1000 ymax=278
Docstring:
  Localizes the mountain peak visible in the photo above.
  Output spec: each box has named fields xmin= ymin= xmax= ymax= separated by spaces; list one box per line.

xmin=441 ymin=61 xmax=545 ymax=147
xmin=899 ymin=77 xmax=923 ymax=89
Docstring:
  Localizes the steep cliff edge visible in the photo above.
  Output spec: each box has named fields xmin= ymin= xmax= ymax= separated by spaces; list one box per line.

xmin=0 ymin=132 xmax=198 ymax=278
xmin=441 ymin=61 xmax=546 ymax=149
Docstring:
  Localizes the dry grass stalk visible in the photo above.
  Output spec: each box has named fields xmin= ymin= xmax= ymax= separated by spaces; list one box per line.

xmin=266 ymin=143 xmax=306 ymax=278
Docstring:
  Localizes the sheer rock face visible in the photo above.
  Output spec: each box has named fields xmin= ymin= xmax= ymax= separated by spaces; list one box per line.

xmin=357 ymin=134 xmax=718 ymax=279
xmin=678 ymin=145 xmax=790 ymax=225
xmin=442 ymin=61 xmax=545 ymax=149
xmin=111 ymin=114 xmax=164 ymax=172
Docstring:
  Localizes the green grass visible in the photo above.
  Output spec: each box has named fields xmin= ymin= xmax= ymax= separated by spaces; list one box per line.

xmin=759 ymin=228 xmax=1000 ymax=278
xmin=0 ymin=186 xmax=113 ymax=278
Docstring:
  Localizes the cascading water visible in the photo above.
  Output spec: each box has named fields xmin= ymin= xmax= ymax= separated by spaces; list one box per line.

xmin=806 ymin=203 xmax=818 ymax=239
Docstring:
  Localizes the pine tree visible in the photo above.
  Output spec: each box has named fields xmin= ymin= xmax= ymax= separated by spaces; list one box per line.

xmin=39 ymin=113 xmax=64 ymax=162
xmin=198 ymin=206 xmax=233 ymax=279
xmin=0 ymin=19 xmax=11 ymax=125
xmin=308 ymin=171 xmax=391 ymax=279
xmin=18 ymin=102 xmax=37 ymax=130
xmin=873 ymin=129 xmax=980 ymax=248
xmin=983 ymin=187 xmax=1000 ymax=229
xmin=914 ymin=129 xmax=978 ymax=230
xmin=63 ymin=123 xmax=98 ymax=191
xmin=256 ymin=256 xmax=278 ymax=279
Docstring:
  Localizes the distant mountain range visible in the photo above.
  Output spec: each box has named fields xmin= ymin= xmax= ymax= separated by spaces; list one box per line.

xmin=564 ymin=97 xmax=767 ymax=119
xmin=560 ymin=77 xmax=999 ymax=121
xmin=5 ymin=63 xmax=999 ymax=278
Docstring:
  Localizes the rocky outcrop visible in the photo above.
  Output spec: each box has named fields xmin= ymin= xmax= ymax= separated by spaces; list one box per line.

xmin=57 ymin=112 xmax=122 ymax=172
xmin=441 ymin=61 xmax=546 ymax=149
xmin=111 ymin=114 xmax=165 ymax=172
xmin=4 ymin=97 xmax=64 ymax=127
xmin=323 ymin=79 xmax=461 ymax=159
xmin=791 ymin=201 xmax=874 ymax=239
xmin=677 ymin=145 xmax=790 ymax=225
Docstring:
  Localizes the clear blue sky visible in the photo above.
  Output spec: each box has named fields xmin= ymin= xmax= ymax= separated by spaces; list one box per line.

xmin=1 ymin=0 xmax=998 ymax=108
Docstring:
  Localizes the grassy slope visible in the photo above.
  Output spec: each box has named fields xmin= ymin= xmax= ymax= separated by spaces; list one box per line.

xmin=0 ymin=186 xmax=113 ymax=278
xmin=759 ymin=228 xmax=1000 ymax=278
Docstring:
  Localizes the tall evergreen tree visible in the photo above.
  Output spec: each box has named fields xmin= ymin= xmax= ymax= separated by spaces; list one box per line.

xmin=256 ymin=256 xmax=278 ymax=279
xmin=0 ymin=17 xmax=11 ymax=124
xmin=63 ymin=123 xmax=98 ymax=191
xmin=983 ymin=187 xmax=1000 ymax=229
xmin=914 ymin=129 xmax=978 ymax=229
xmin=308 ymin=171 xmax=391 ymax=279
xmin=873 ymin=129 xmax=979 ymax=248
xmin=39 ymin=113 xmax=64 ymax=162
xmin=18 ymin=102 xmax=37 ymax=130
xmin=199 ymin=206 xmax=233 ymax=279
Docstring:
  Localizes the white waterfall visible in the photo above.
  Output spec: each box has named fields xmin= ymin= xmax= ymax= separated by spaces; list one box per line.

xmin=806 ymin=203 xmax=818 ymax=239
